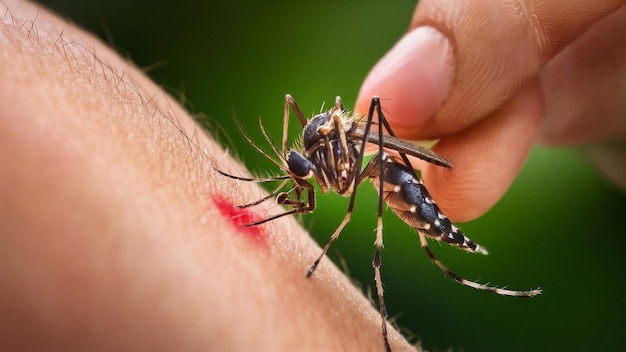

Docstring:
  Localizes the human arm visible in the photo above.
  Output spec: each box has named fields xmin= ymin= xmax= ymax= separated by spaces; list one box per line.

xmin=0 ymin=0 xmax=413 ymax=350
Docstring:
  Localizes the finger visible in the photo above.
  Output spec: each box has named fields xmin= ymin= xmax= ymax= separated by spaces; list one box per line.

xmin=420 ymin=82 xmax=543 ymax=222
xmin=357 ymin=0 xmax=624 ymax=140
xmin=538 ymin=6 xmax=626 ymax=146
xmin=356 ymin=26 xmax=455 ymax=140
xmin=537 ymin=6 xmax=626 ymax=190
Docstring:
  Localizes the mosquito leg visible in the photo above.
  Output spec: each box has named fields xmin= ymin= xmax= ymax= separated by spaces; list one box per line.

xmin=244 ymin=179 xmax=315 ymax=226
xmin=372 ymin=96 xmax=416 ymax=173
xmin=218 ymin=167 xmax=316 ymax=227
xmin=372 ymin=96 xmax=391 ymax=352
xmin=374 ymin=224 xmax=391 ymax=352
xmin=284 ymin=94 xmax=308 ymax=126
xmin=237 ymin=179 xmax=291 ymax=208
xmin=418 ymin=231 xmax=542 ymax=297
xmin=282 ymin=95 xmax=291 ymax=159
xmin=373 ymin=209 xmax=391 ymax=352
xmin=370 ymin=96 xmax=541 ymax=297
xmin=306 ymin=210 xmax=352 ymax=277
xmin=213 ymin=169 xmax=292 ymax=209
xmin=283 ymin=94 xmax=308 ymax=160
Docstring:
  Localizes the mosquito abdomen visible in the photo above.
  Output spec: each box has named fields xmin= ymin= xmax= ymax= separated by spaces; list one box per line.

xmin=373 ymin=155 xmax=487 ymax=255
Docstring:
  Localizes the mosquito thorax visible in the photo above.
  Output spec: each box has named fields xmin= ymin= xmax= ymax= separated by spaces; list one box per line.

xmin=302 ymin=112 xmax=331 ymax=150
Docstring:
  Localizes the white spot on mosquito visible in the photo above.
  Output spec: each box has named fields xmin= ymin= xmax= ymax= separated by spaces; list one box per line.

xmin=475 ymin=245 xmax=489 ymax=255
xmin=409 ymin=205 xmax=417 ymax=213
xmin=424 ymin=197 xmax=434 ymax=204
xmin=451 ymin=225 xmax=459 ymax=232
xmin=437 ymin=212 xmax=446 ymax=220
xmin=393 ymin=185 xmax=401 ymax=193
xmin=434 ymin=219 xmax=441 ymax=227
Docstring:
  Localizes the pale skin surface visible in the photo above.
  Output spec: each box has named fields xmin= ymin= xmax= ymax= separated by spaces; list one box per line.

xmin=1 ymin=0 xmax=625 ymax=350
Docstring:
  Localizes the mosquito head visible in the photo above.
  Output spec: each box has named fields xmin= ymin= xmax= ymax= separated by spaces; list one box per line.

xmin=299 ymin=110 xmax=360 ymax=196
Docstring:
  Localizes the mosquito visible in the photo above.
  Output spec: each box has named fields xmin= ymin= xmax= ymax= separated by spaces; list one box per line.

xmin=217 ymin=94 xmax=541 ymax=351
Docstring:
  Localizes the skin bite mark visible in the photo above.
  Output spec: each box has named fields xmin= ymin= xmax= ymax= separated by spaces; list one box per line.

xmin=211 ymin=193 xmax=268 ymax=247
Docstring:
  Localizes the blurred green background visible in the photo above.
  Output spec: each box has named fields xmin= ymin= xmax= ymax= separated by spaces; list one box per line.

xmin=37 ymin=1 xmax=626 ymax=351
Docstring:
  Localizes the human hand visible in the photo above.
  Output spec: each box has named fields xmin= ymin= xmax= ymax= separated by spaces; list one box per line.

xmin=356 ymin=1 xmax=626 ymax=222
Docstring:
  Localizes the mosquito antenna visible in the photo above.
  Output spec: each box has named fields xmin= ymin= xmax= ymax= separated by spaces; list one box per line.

xmin=232 ymin=113 xmax=284 ymax=169
xmin=258 ymin=117 xmax=286 ymax=163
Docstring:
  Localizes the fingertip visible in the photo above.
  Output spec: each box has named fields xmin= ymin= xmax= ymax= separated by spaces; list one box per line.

xmin=356 ymin=26 xmax=455 ymax=139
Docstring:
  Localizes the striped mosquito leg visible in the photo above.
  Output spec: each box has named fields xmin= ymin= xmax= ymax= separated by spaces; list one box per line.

xmin=417 ymin=231 xmax=542 ymax=297
xmin=371 ymin=95 xmax=391 ymax=352
xmin=373 ymin=216 xmax=391 ymax=352
xmin=306 ymin=212 xmax=352 ymax=277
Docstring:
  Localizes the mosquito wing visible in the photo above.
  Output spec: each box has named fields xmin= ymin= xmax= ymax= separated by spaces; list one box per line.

xmin=352 ymin=127 xmax=452 ymax=168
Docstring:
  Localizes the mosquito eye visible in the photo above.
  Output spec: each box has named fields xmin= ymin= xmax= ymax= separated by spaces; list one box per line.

xmin=287 ymin=150 xmax=311 ymax=177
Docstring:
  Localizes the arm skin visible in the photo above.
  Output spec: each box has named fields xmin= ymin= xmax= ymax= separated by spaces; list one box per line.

xmin=0 ymin=0 xmax=414 ymax=350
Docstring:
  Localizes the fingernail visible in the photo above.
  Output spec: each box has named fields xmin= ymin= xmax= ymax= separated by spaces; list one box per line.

xmin=358 ymin=26 xmax=455 ymax=127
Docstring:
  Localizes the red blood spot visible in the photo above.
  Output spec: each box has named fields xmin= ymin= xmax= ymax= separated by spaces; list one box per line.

xmin=211 ymin=194 xmax=267 ymax=247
